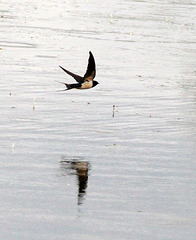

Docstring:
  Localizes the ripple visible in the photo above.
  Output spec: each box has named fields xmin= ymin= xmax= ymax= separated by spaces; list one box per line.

xmin=0 ymin=40 xmax=36 ymax=48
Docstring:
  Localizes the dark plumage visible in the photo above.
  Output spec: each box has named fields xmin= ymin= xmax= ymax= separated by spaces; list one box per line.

xmin=59 ymin=51 xmax=99 ymax=91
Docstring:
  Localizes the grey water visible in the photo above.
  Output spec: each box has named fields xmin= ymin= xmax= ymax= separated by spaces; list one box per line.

xmin=0 ymin=0 xmax=196 ymax=239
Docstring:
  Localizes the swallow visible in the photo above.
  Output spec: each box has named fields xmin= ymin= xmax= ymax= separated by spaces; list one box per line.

xmin=59 ymin=51 xmax=99 ymax=91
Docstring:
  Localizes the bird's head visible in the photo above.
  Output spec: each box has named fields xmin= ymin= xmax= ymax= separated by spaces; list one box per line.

xmin=93 ymin=81 xmax=99 ymax=87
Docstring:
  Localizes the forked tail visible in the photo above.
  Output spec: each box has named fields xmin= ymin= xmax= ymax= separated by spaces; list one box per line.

xmin=64 ymin=83 xmax=82 ymax=90
xmin=56 ymin=81 xmax=82 ymax=91
xmin=65 ymin=83 xmax=73 ymax=90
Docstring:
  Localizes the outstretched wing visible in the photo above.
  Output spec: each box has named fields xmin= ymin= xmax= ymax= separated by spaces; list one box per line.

xmin=83 ymin=51 xmax=96 ymax=81
xmin=59 ymin=66 xmax=84 ymax=83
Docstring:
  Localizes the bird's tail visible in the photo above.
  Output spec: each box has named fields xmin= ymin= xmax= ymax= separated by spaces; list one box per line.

xmin=56 ymin=81 xmax=81 ymax=91
xmin=64 ymin=83 xmax=73 ymax=90
xmin=56 ymin=81 xmax=71 ymax=91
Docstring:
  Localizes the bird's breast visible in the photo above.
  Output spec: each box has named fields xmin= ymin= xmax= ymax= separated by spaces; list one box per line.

xmin=79 ymin=80 xmax=93 ymax=89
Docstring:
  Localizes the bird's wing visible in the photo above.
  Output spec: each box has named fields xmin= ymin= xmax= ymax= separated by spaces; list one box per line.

xmin=83 ymin=51 xmax=96 ymax=81
xmin=59 ymin=66 xmax=84 ymax=83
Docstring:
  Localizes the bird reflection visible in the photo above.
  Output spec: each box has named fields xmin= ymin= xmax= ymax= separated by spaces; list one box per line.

xmin=60 ymin=157 xmax=90 ymax=205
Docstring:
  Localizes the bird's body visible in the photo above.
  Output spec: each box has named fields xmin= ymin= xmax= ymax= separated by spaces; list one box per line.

xmin=59 ymin=51 xmax=99 ymax=91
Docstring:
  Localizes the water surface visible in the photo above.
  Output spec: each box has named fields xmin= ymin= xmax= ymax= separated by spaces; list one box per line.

xmin=0 ymin=0 xmax=196 ymax=239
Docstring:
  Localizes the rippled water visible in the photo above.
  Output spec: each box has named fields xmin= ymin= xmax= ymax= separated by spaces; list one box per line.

xmin=0 ymin=0 xmax=196 ymax=239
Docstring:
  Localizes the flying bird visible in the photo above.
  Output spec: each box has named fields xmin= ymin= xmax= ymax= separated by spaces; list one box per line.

xmin=59 ymin=51 xmax=99 ymax=91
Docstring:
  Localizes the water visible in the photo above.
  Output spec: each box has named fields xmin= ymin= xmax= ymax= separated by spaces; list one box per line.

xmin=0 ymin=0 xmax=196 ymax=239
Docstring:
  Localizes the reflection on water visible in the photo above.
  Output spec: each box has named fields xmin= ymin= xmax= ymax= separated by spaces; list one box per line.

xmin=60 ymin=157 xmax=90 ymax=205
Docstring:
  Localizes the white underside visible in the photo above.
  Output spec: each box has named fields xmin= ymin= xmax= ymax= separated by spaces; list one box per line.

xmin=79 ymin=81 xmax=93 ymax=89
